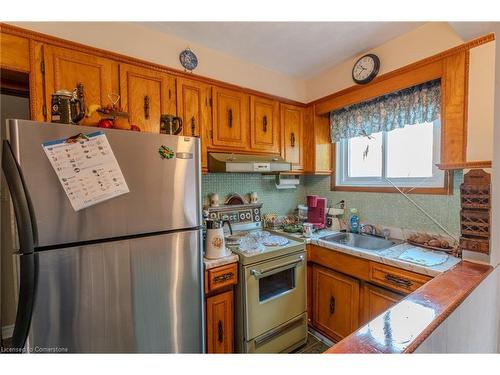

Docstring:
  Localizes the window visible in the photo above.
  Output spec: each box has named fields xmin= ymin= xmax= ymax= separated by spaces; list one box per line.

xmin=336 ymin=120 xmax=444 ymax=189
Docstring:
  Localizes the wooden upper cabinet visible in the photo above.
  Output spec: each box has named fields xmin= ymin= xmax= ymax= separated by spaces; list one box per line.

xmin=361 ymin=283 xmax=402 ymax=326
xmin=206 ymin=290 xmax=234 ymax=353
xmin=249 ymin=95 xmax=280 ymax=154
xmin=312 ymin=265 xmax=359 ymax=342
xmin=43 ymin=45 xmax=119 ymax=121
xmin=211 ymin=86 xmax=249 ymax=150
xmin=0 ymin=32 xmax=30 ymax=72
xmin=119 ymin=64 xmax=176 ymax=133
xmin=176 ymin=78 xmax=212 ymax=169
xmin=281 ymin=103 xmax=304 ymax=171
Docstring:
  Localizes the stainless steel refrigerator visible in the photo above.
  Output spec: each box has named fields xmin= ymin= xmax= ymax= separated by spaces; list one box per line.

xmin=1 ymin=119 xmax=204 ymax=353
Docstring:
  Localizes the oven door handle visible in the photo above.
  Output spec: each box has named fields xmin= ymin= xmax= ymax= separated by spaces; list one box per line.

xmin=250 ymin=255 xmax=304 ymax=278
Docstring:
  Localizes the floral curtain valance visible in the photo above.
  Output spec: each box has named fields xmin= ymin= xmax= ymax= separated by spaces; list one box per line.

xmin=330 ymin=79 xmax=441 ymax=142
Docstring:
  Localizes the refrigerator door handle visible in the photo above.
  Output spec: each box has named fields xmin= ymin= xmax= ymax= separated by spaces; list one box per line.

xmin=2 ymin=140 xmax=39 ymax=351
xmin=2 ymin=140 xmax=38 ymax=252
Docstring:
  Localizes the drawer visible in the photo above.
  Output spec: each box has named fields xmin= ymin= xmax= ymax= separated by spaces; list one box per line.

xmin=369 ymin=263 xmax=430 ymax=294
xmin=206 ymin=263 xmax=238 ymax=294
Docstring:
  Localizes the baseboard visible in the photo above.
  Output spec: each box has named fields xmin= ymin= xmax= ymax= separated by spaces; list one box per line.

xmin=2 ymin=324 xmax=14 ymax=339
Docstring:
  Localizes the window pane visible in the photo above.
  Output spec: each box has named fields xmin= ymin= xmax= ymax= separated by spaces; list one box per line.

xmin=386 ymin=122 xmax=434 ymax=178
xmin=348 ymin=132 xmax=382 ymax=177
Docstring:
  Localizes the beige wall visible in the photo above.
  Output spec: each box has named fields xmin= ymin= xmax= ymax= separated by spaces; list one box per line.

xmin=467 ymin=41 xmax=496 ymax=162
xmin=305 ymin=22 xmax=464 ymax=101
xmin=8 ymin=22 xmax=307 ymax=102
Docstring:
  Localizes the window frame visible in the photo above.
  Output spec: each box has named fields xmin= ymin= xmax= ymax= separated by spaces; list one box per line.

xmin=332 ymin=121 xmax=453 ymax=195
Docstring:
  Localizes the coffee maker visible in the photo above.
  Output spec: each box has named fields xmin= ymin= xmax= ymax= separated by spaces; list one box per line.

xmin=306 ymin=195 xmax=327 ymax=229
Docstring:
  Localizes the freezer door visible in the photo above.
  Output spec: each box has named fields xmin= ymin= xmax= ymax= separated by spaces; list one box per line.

xmin=6 ymin=119 xmax=201 ymax=247
xmin=26 ymin=229 xmax=204 ymax=353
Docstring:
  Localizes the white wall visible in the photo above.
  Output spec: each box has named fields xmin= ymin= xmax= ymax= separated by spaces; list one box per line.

xmin=8 ymin=22 xmax=307 ymax=102
xmin=414 ymin=266 xmax=499 ymax=353
xmin=305 ymin=22 xmax=464 ymax=101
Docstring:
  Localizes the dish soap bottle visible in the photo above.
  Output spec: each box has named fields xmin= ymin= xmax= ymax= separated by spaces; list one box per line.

xmin=350 ymin=208 xmax=359 ymax=233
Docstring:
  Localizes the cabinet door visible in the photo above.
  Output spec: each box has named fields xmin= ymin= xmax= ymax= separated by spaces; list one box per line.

xmin=120 ymin=64 xmax=176 ymax=133
xmin=312 ymin=265 xmax=359 ymax=342
xmin=250 ymin=96 xmax=280 ymax=154
xmin=176 ymin=78 xmax=212 ymax=169
xmin=281 ymin=103 xmax=304 ymax=171
xmin=43 ymin=45 xmax=119 ymax=121
xmin=206 ymin=290 xmax=234 ymax=353
xmin=361 ymin=283 xmax=402 ymax=325
xmin=211 ymin=86 xmax=249 ymax=150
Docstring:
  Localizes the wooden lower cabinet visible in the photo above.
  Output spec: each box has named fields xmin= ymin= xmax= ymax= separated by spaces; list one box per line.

xmin=312 ymin=265 xmax=360 ymax=342
xmin=360 ymin=282 xmax=403 ymax=325
xmin=206 ymin=290 xmax=234 ymax=353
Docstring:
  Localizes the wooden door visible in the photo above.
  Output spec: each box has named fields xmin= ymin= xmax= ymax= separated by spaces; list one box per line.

xmin=206 ymin=290 xmax=234 ymax=353
xmin=250 ymin=95 xmax=280 ymax=154
xmin=120 ymin=64 xmax=176 ymax=133
xmin=281 ymin=103 xmax=304 ymax=171
xmin=43 ymin=45 xmax=119 ymax=121
xmin=361 ymin=283 xmax=402 ymax=325
xmin=211 ymin=86 xmax=249 ymax=150
xmin=176 ymin=78 xmax=212 ymax=169
xmin=312 ymin=265 xmax=359 ymax=342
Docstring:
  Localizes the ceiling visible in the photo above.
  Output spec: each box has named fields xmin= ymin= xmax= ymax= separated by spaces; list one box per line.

xmin=140 ymin=22 xmax=424 ymax=79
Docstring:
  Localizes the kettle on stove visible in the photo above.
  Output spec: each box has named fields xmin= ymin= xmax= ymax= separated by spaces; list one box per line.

xmin=205 ymin=219 xmax=233 ymax=259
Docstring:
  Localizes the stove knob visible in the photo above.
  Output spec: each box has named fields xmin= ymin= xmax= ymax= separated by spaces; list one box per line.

xmin=210 ymin=213 xmax=217 ymax=219
xmin=255 ymin=215 xmax=260 ymax=221
xmin=246 ymin=213 xmax=251 ymax=219
xmin=240 ymin=213 xmax=245 ymax=220
xmin=222 ymin=215 xmax=228 ymax=220
xmin=254 ymin=208 xmax=259 ymax=214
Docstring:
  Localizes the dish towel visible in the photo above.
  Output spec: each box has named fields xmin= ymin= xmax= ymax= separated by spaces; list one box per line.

xmin=398 ymin=248 xmax=448 ymax=267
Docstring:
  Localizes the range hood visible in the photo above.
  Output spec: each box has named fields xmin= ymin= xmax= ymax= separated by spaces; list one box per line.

xmin=208 ymin=152 xmax=291 ymax=173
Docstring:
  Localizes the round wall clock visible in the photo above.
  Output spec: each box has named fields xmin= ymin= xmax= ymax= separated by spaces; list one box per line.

xmin=352 ymin=54 xmax=380 ymax=84
xmin=179 ymin=48 xmax=198 ymax=72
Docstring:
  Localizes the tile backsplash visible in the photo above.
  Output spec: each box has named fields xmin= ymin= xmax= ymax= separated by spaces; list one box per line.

xmin=201 ymin=171 xmax=462 ymax=237
xmin=201 ymin=173 xmax=306 ymax=213
xmin=303 ymin=172 xmax=463 ymax=237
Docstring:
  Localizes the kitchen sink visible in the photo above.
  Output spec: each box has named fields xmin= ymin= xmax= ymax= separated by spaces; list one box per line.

xmin=319 ymin=232 xmax=401 ymax=251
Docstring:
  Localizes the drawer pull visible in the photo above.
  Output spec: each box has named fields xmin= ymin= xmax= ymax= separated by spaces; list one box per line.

xmin=213 ymin=272 xmax=234 ymax=283
xmin=262 ymin=115 xmax=268 ymax=132
xmin=290 ymin=132 xmax=295 ymax=147
xmin=384 ymin=273 xmax=413 ymax=288
xmin=217 ymin=320 xmax=224 ymax=343
xmin=329 ymin=296 xmax=336 ymax=315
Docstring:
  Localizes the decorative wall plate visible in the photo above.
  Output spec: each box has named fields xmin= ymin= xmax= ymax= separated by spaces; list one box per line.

xmin=179 ymin=48 xmax=198 ymax=72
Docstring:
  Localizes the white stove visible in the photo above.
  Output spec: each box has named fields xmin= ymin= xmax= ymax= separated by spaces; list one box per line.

xmin=205 ymin=203 xmax=307 ymax=353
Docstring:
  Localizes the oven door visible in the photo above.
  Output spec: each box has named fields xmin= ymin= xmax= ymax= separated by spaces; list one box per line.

xmin=243 ymin=251 xmax=306 ymax=340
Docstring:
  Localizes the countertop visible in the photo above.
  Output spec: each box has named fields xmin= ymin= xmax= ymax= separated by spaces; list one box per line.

xmin=203 ymin=253 xmax=239 ymax=270
xmin=275 ymin=229 xmax=461 ymax=277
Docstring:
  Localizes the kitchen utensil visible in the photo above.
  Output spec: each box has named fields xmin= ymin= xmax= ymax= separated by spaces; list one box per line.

xmin=205 ymin=219 xmax=232 ymax=259
xmin=160 ymin=114 xmax=183 ymax=135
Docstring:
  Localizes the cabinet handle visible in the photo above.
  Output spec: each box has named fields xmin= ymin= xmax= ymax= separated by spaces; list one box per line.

xmin=228 ymin=109 xmax=233 ymax=128
xmin=191 ymin=116 xmax=196 ymax=136
xmin=290 ymin=132 xmax=296 ymax=147
xmin=384 ymin=273 xmax=413 ymax=288
xmin=213 ymin=272 xmax=234 ymax=283
xmin=329 ymin=296 xmax=336 ymax=315
xmin=217 ymin=320 xmax=224 ymax=343
xmin=262 ymin=115 xmax=268 ymax=132
xmin=144 ymin=95 xmax=150 ymax=119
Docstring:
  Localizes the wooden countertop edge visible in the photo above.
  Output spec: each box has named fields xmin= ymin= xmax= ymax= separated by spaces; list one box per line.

xmin=323 ymin=260 xmax=493 ymax=354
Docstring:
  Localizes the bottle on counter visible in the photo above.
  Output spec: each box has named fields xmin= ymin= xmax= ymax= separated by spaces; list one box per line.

xmin=349 ymin=208 xmax=359 ymax=233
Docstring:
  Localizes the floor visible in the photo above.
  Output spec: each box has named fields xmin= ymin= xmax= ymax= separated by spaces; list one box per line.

xmin=293 ymin=331 xmax=332 ymax=354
